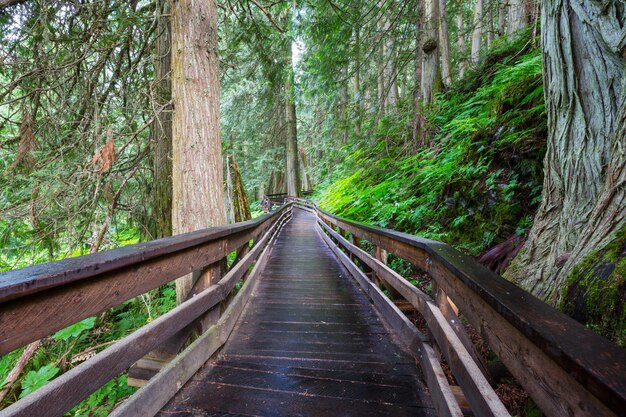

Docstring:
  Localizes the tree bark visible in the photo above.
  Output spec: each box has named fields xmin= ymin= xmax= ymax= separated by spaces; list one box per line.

xmin=421 ymin=0 xmax=441 ymax=104
xmin=487 ymin=0 xmax=495 ymax=48
xmin=171 ymin=0 xmax=225 ymax=304
xmin=457 ymin=6 xmax=467 ymax=79
xmin=412 ymin=0 xmax=425 ymax=148
xmin=471 ymin=0 xmax=483 ymax=64
xmin=285 ymin=67 xmax=300 ymax=197
xmin=353 ymin=26 xmax=360 ymax=99
xmin=439 ymin=0 xmax=452 ymax=87
xmin=377 ymin=17 xmax=386 ymax=113
xmin=353 ymin=26 xmax=361 ymax=134
xmin=505 ymin=0 xmax=626 ymax=303
xmin=152 ymin=0 xmax=172 ymax=239
xmin=498 ymin=0 xmax=508 ymax=36
xmin=225 ymin=154 xmax=251 ymax=223
xmin=508 ymin=0 xmax=530 ymax=34
xmin=383 ymin=12 xmax=398 ymax=109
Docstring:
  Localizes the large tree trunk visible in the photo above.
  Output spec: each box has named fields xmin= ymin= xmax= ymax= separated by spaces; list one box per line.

xmin=498 ymin=0 xmax=508 ymax=36
xmin=508 ymin=0 xmax=530 ymax=34
xmin=299 ymin=148 xmax=312 ymax=192
xmin=421 ymin=0 xmax=441 ymax=104
xmin=471 ymin=0 xmax=483 ymax=64
xmin=377 ymin=17 xmax=386 ymax=113
xmin=438 ymin=0 xmax=452 ymax=87
xmin=152 ymin=0 xmax=172 ymax=239
xmin=487 ymin=0 xmax=495 ymax=48
xmin=353 ymin=26 xmax=361 ymax=134
xmin=383 ymin=12 xmax=398 ymax=109
xmin=285 ymin=71 xmax=300 ymax=197
xmin=412 ymin=0 xmax=425 ymax=148
xmin=171 ymin=0 xmax=225 ymax=304
xmin=505 ymin=0 xmax=626 ymax=303
xmin=285 ymin=6 xmax=300 ymax=198
xmin=456 ymin=6 xmax=467 ymax=79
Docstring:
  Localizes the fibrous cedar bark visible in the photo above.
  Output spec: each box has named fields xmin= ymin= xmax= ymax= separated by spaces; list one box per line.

xmin=508 ymin=0 xmax=530 ymax=34
xmin=284 ymin=5 xmax=300 ymax=198
xmin=152 ymin=0 xmax=172 ymax=239
xmin=171 ymin=0 xmax=225 ymax=303
xmin=506 ymin=0 xmax=626 ymax=303
xmin=285 ymin=68 xmax=300 ymax=197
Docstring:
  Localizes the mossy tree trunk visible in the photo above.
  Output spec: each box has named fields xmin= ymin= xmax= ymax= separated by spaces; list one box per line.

xmin=171 ymin=0 xmax=225 ymax=304
xmin=152 ymin=0 xmax=172 ymax=239
xmin=506 ymin=0 xmax=626 ymax=304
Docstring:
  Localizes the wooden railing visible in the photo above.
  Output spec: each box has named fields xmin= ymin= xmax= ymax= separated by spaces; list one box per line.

xmin=0 ymin=205 xmax=292 ymax=417
xmin=262 ymin=192 xmax=314 ymax=210
xmin=290 ymin=197 xmax=625 ymax=417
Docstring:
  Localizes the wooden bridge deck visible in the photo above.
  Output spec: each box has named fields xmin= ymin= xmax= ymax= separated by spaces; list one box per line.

xmin=157 ymin=209 xmax=436 ymax=417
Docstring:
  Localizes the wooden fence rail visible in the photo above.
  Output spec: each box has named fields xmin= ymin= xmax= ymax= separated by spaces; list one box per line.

xmin=288 ymin=197 xmax=626 ymax=417
xmin=0 ymin=205 xmax=292 ymax=417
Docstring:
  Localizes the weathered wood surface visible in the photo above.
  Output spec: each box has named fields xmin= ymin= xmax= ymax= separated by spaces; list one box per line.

xmin=0 ymin=208 xmax=291 ymax=417
xmin=317 ymin=222 xmax=463 ymax=417
xmin=0 ymin=206 xmax=287 ymax=355
xmin=317 ymin=219 xmax=509 ymax=417
xmin=110 ymin=211 xmax=289 ymax=417
xmin=157 ymin=209 xmax=436 ymax=416
xmin=316 ymin=208 xmax=625 ymax=416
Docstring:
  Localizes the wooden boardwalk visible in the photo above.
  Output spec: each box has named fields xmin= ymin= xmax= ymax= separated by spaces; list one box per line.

xmin=157 ymin=209 xmax=435 ymax=416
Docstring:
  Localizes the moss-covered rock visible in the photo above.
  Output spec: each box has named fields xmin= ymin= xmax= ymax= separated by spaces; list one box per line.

xmin=560 ymin=227 xmax=626 ymax=346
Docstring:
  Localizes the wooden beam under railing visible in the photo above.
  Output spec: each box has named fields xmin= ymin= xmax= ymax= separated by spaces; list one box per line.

xmin=0 ymin=205 xmax=289 ymax=355
xmin=0 ymin=205 xmax=292 ymax=417
xmin=308 ymin=203 xmax=625 ymax=417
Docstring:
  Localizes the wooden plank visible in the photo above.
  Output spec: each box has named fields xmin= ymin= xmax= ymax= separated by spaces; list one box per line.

xmin=0 ymin=208 xmax=288 ymax=356
xmin=158 ymin=209 xmax=434 ymax=417
xmin=0 ymin=209 xmax=292 ymax=417
xmin=316 ymin=207 xmax=625 ymax=416
xmin=0 ymin=208 xmax=286 ymax=303
xmin=110 ymin=211 xmax=287 ymax=417
xmin=435 ymin=286 xmax=490 ymax=381
xmin=317 ymin=225 xmax=463 ymax=417
xmin=0 ymin=285 xmax=223 ymax=417
xmin=318 ymin=220 xmax=508 ymax=416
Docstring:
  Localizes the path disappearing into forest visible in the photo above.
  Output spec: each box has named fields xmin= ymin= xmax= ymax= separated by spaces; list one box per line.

xmin=157 ymin=209 xmax=436 ymax=416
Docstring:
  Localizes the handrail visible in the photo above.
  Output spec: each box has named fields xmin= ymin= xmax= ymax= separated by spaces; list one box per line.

xmin=0 ymin=204 xmax=292 ymax=417
xmin=290 ymin=198 xmax=625 ymax=417
xmin=0 ymin=206 xmax=289 ymax=355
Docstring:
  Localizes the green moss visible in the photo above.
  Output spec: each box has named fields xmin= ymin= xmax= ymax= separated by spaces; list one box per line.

xmin=560 ymin=227 xmax=626 ymax=346
xmin=319 ymin=35 xmax=546 ymax=256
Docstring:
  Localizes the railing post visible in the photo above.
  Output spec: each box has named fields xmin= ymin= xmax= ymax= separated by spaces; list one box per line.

xmin=191 ymin=260 xmax=225 ymax=333
xmin=433 ymin=283 xmax=491 ymax=381
xmin=374 ymin=246 xmax=403 ymax=300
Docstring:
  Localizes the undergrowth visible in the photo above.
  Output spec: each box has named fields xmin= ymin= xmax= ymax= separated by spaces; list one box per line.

xmin=319 ymin=32 xmax=546 ymax=256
